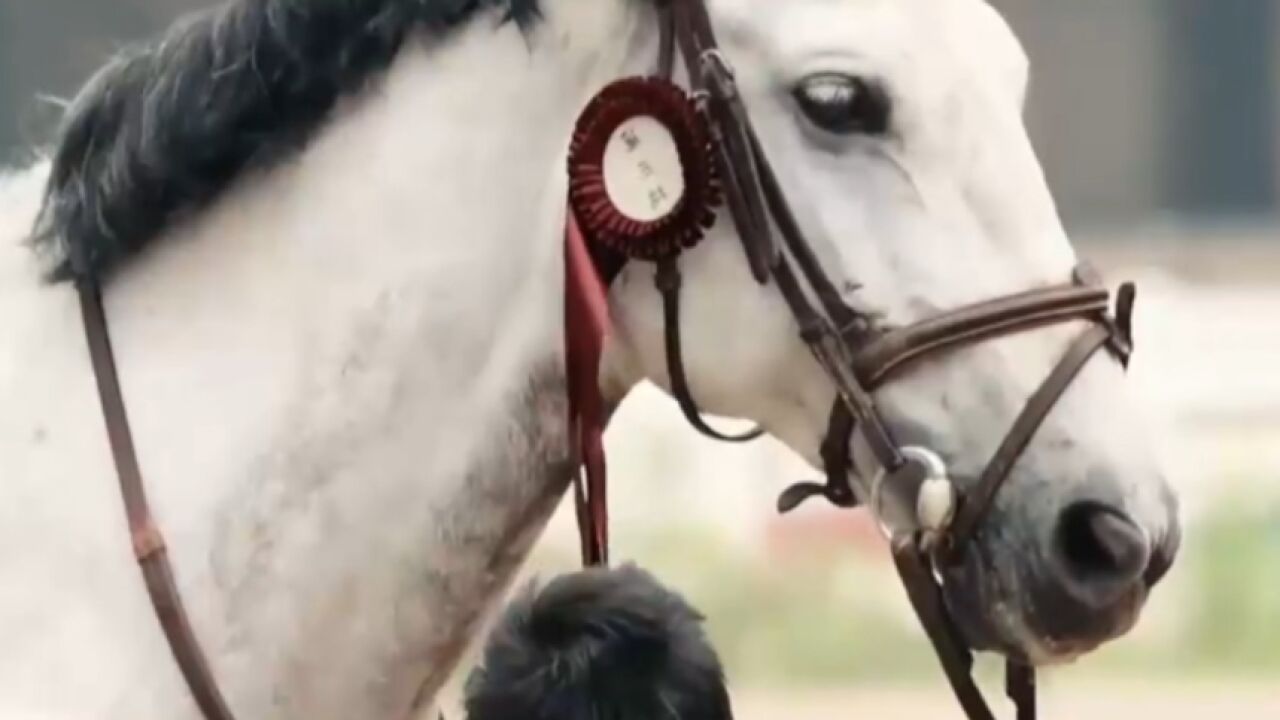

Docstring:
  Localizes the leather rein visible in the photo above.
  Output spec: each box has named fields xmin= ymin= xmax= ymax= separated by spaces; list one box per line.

xmin=75 ymin=275 xmax=237 ymax=718
xmin=567 ymin=3 xmax=1138 ymax=720
xmin=70 ymin=1 xmax=1133 ymax=719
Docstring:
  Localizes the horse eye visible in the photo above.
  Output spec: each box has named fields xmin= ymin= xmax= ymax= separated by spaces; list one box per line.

xmin=793 ymin=74 xmax=890 ymax=136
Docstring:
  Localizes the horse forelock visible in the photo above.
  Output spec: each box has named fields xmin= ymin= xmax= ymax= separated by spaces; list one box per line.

xmin=29 ymin=0 xmax=543 ymax=284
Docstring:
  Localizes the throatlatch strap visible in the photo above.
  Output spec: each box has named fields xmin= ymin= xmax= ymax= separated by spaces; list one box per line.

xmin=656 ymin=259 xmax=764 ymax=443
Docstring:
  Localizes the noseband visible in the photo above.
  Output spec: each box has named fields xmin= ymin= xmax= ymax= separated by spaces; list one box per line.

xmin=565 ymin=3 xmax=1138 ymax=720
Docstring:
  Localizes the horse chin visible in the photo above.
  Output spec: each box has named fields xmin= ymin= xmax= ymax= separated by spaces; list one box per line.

xmin=939 ymin=563 xmax=1068 ymax=666
xmin=938 ymin=543 xmax=1144 ymax=668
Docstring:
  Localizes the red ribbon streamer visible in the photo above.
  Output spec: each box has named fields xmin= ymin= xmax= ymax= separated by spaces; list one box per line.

xmin=564 ymin=207 xmax=611 ymax=566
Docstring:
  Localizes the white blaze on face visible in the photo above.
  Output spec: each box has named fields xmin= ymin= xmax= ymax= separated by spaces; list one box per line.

xmin=602 ymin=116 xmax=686 ymax=222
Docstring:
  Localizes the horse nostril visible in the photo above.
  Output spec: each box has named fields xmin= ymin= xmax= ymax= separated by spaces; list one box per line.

xmin=1054 ymin=501 xmax=1151 ymax=606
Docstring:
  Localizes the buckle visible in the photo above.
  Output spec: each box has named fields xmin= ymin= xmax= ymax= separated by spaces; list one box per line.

xmin=698 ymin=48 xmax=739 ymax=100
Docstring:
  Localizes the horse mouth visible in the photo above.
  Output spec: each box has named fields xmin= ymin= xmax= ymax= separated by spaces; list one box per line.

xmin=950 ymin=585 xmax=1146 ymax=667
xmin=940 ymin=532 xmax=1165 ymax=666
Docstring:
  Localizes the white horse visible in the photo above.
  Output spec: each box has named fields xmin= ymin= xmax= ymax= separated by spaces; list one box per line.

xmin=0 ymin=0 xmax=1179 ymax=718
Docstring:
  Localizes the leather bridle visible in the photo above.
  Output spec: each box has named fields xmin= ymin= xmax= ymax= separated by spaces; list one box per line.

xmin=71 ymin=1 xmax=1134 ymax=719
xmin=570 ymin=3 xmax=1138 ymax=720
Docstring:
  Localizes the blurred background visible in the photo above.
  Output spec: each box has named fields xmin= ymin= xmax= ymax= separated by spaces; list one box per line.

xmin=2 ymin=1 xmax=1277 ymax=718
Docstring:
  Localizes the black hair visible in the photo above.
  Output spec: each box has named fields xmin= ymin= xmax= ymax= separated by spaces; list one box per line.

xmin=464 ymin=564 xmax=734 ymax=720
xmin=30 ymin=0 xmax=541 ymax=282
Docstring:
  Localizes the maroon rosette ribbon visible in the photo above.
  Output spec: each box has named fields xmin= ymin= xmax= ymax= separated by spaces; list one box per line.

xmin=567 ymin=76 xmax=721 ymax=261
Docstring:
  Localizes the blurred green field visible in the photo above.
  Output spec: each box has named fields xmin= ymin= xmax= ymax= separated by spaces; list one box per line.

xmin=433 ymin=484 xmax=1279 ymax=719
xmin=510 ymin=484 xmax=1280 ymax=690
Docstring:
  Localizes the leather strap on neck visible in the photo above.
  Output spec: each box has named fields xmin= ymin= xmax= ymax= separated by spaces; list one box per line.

xmin=77 ymin=279 xmax=237 ymax=720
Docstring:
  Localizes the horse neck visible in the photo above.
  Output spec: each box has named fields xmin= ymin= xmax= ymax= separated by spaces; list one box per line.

xmin=71 ymin=2 xmax=660 ymax=717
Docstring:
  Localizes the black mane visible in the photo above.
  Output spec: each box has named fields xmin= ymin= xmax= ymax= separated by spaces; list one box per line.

xmin=30 ymin=0 xmax=540 ymax=282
